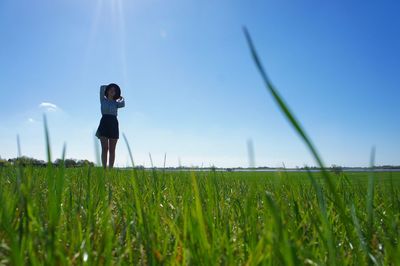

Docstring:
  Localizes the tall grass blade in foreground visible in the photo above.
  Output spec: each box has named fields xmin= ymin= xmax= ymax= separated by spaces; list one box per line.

xmin=94 ymin=132 xmax=101 ymax=166
xmin=242 ymin=28 xmax=324 ymax=169
xmin=122 ymin=133 xmax=143 ymax=225
xmin=242 ymin=27 xmax=343 ymax=201
xmin=16 ymin=134 xmax=22 ymax=157
xmin=367 ymin=147 xmax=376 ymax=233
xmin=366 ymin=147 xmax=377 ymax=264
xmin=43 ymin=114 xmax=52 ymax=164
xmin=123 ymin=133 xmax=135 ymax=168
xmin=243 ymin=27 xmax=360 ymax=263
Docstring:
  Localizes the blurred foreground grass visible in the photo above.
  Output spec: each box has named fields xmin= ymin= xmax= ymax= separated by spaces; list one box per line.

xmin=1 ymin=167 xmax=399 ymax=265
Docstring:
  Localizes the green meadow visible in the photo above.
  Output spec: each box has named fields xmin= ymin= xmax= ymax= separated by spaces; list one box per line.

xmin=1 ymin=166 xmax=400 ymax=265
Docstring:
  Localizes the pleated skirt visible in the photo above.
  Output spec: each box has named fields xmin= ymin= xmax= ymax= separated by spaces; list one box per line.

xmin=95 ymin=114 xmax=119 ymax=139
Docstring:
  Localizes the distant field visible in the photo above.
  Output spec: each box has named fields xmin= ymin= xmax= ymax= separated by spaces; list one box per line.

xmin=1 ymin=166 xmax=399 ymax=265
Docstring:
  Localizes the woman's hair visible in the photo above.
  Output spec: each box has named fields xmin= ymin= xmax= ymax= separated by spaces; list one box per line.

xmin=105 ymin=83 xmax=121 ymax=100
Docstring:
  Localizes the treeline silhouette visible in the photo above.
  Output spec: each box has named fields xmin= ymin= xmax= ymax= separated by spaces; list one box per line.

xmin=1 ymin=156 xmax=399 ymax=170
xmin=0 ymin=156 xmax=94 ymax=168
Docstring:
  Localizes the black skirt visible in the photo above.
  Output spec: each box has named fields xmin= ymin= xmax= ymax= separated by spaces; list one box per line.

xmin=96 ymin=114 xmax=119 ymax=139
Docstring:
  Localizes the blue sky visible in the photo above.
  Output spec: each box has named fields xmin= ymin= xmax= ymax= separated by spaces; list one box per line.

xmin=0 ymin=0 xmax=399 ymax=167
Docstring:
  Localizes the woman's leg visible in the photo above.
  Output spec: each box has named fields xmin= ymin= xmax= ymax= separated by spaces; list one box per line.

xmin=100 ymin=137 xmax=109 ymax=169
xmin=108 ymin=138 xmax=118 ymax=168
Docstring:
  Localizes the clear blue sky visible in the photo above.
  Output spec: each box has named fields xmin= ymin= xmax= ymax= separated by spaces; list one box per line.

xmin=1 ymin=0 xmax=399 ymax=167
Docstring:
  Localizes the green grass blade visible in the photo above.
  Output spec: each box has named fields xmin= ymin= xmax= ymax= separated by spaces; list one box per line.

xmin=94 ymin=132 xmax=101 ymax=166
xmin=243 ymin=26 xmax=358 ymax=263
xmin=242 ymin=27 xmax=324 ymax=169
xmin=366 ymin=146 xmax=377 ymax=264
xmin=123 ymin=133 xmax=135 ymax=168
xmin=43 ymin=114 xmax=52 ymax=164
xmin=191 ymin=172 xmax=211 ymax=252
xmin=17 ymin=134 xmax=22 ymax=157
xmin=307 ymin=169 xmax=336 ymax=265
xmin=366 ymin=147 xmax=376 ymax=232
xmin=122 ymin=133 xmax=143 ymax=226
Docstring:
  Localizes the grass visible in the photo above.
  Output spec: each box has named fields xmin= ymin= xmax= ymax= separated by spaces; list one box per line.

xmin=1 ymin=167 xmax=400 ymax=265
xmin=1 ymin=29 xmax=399 ymax=265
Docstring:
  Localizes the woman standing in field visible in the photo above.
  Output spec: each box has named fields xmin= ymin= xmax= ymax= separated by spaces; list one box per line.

xmin=96 ymin=83 xmax=125 ymax=169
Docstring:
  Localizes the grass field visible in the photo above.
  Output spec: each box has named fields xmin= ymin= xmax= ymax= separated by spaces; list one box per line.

xmin=1 ymin=166 xmax=400 ymax=265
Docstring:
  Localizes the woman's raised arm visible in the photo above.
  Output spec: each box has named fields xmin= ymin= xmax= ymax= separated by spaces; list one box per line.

xmin=100 ymin=85 xmax=107 ymax=102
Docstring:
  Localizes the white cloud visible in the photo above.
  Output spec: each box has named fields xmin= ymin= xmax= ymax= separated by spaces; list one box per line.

xmin=28 ymin=118 xmax=35 ymax=123
xmin=39 ymin=102 xmax=59 ymax=112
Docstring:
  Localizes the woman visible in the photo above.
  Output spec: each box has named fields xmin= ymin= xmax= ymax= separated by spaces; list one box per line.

xmin=96 ymin=83 xmax=125 ymax=169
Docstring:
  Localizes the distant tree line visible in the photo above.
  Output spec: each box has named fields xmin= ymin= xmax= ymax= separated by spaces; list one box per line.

xmin=0 ymin=156 xmax=94 ymax=168
xmin=0 ymin=156 xmax=399 ymax=170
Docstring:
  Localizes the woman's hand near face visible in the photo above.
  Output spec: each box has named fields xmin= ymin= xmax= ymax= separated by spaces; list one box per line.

xmin=116 ymin=96 xmax=125 ymax=108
